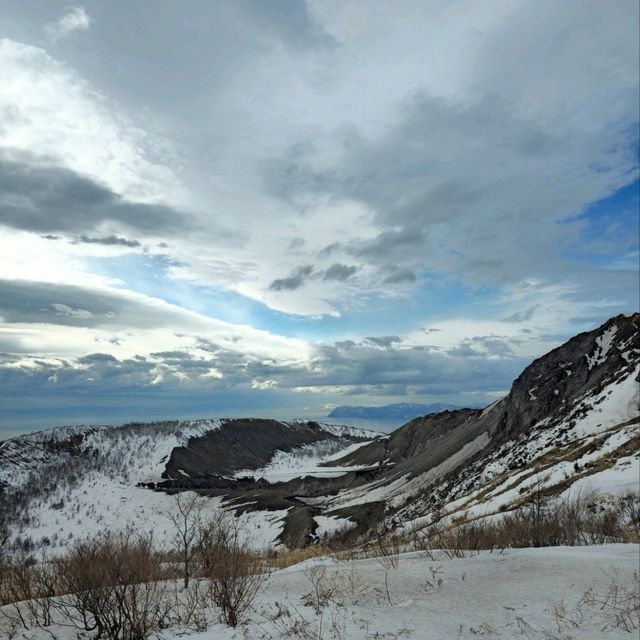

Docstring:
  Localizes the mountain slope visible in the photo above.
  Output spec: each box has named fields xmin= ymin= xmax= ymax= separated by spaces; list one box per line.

xmin=0 ymin=419 xmax=381 ymax=551
xmin=320 ymin=313 xmax=639 ymax=534
xmin=163 ymin=419 xmax=374 ymax=479
xmin=0 ymin=314 xmax=637 ymax=553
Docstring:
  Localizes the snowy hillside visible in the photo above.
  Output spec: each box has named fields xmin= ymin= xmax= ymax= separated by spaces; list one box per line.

xmin=0 ymin=418 xmax=381 ymax=552
xmin=2 ymin=545 xmax=638 ymax=639
xmin=316 ymin=313 xmax=639 ymax=539
xmin=234 ymin=439 xmax=377 ymax=483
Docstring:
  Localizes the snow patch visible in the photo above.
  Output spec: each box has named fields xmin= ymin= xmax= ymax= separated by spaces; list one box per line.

xmin=586 ymin=324 xmax=618 ymax=370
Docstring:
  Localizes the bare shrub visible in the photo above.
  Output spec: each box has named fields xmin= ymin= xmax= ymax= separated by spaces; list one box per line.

xmin=410 ymin=490 xmax=640 ymax=555
xmin=372 ymin=527 xmax=401 ymax=569
xmin=55 ymin=530 xmax=169 ymax=640
xmin=168 ymin=580 xmax=208 ymax=632
xmin=0 ymin=553 xmax=57 ymax=629
xmin=198 ymin=515 xmax=266 ymax=628
xmin=302 ymin=564 xmax=361 ymax=638
xmin=272 ymin=544 xmax=331 ymax=569
xmin=303 ymin=565 xmax=342 ymax=614
xmin=580 ymin=575 xmax=640 ymax=633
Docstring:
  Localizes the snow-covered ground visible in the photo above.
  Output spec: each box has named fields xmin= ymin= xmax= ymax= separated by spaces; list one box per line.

xmin=234 ymin=439 xmax=376 ymax=482
xmin=2 ymin=545 xmax=638 ymax=639
xmin=12 ymin=473 xmax=289 ymax=554
xmin=0 ymin=419 xmax=222 ymax=489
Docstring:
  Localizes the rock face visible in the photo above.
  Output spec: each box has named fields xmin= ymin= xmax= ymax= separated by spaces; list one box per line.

xmin=163 ymin=419 xmax=367 ymax=479
xmin=336 ymin=313 xmax=639 ymax=475
xmin=333 ymin=409 xmax=483 ymax=476
xmin=491 ymin=314 xmax=638 ymax=443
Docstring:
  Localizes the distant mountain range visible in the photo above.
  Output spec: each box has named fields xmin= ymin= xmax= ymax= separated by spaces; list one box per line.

xmin=327 ymin=402 xmax=460 ymax=421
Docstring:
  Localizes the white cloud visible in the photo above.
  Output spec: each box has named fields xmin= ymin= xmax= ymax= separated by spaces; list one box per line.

xmin=44 ymin=6 xmax=91 ymax=42
xmin=0 ymin=39 xmax=186 ymax=208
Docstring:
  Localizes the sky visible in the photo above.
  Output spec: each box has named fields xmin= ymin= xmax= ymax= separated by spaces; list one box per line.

xmin=0 ymin=0 xmax=638 ymax=438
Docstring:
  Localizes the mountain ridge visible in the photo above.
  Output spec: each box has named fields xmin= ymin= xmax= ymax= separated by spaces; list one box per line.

xmin=0 ymin=313 xmax=637 ymax=552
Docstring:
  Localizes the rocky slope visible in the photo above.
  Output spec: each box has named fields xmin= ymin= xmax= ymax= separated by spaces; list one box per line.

xmin=319 ymin=313 xmax=639 ymax=536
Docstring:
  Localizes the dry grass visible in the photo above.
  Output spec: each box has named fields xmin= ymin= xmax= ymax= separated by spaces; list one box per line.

xmin=271 ymin=544 xmax=333 ymax=569
xmin=406 ymin=490 xmax=640 ymax=554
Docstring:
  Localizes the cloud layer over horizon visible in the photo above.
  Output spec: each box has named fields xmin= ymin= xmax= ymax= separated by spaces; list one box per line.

xmin=0 ymin=1 xmax=638 ymax=437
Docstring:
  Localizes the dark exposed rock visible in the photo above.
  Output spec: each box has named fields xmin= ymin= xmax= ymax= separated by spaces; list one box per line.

xmin=163 ymin=418 xmax=365 ymax=479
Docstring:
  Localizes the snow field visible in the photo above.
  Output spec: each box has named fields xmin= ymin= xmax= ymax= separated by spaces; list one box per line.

xmin=234 ymin=439 xmax=376 ymax=483
xmin=2 ymin=545 xmax=638 ymax=639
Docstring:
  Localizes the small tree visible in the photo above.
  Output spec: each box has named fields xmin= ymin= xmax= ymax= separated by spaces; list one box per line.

xmin=198 ymin=515 xmax=266 ymax=628
xmin=167 ymin=493 xmax=204 ymax=588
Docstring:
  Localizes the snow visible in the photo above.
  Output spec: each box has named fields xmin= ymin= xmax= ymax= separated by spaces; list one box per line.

xmin=0 ymin=419 xmax=223 ymax=489
xmin=3 ymin=418 xmax=384 ymax=556
xmin=559 ymin=361 xmax=573 ymax=376
xmin=3 ymin=544 xmax=638 ymax=639
xmin=10 ymin=471 xmax=289 ymax=553
xmin=563 ymin=454 xmax=640 ymax=498
xmin=313 ymin=515 xmax=356 ymax=539
xmin=569 ymin=364 xmax=639 ymax=437
xmin=234 ymin=439 xmax=376 ymax=483
xmin=3 ymin=418 xmax=300 ymax=555
xmin=586 ymin=324 xmax=618 ymax=370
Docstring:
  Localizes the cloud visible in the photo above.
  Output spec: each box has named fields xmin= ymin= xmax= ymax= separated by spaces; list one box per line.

xmin=51 ymin=302 xmax=94 ymax=320
xmin=0 ymin=278 xmax=310 ymax=364
xmin=0 ymin=39 xmax=185 ymax=207
xmin=0 ymin=329 xmax=526 ymax=418
xmin=0 ymin=153 xmax=194 ymax=235
xmin=233 ymin=0 xmax=334 ymax=50
xmin=261 ymin=2 xmax=638 ymax=305
xmin=323 ymin=263 xmax=357 ymax=281
xmin=364 ymin=336 xmax=403 ymax=348
xmin=502 ymin=306 xmax=538 ymax=324
xmin=75 ymin=235 xmax=141 ymax=248
xmin=45 ymin=6 xmax=91 ymax=42
xmin=271 ymin=90 xmax=638 ymax=291
xmin=447 ymin=336 xmax=516 ymax=359
xmin=269 ymin=265 xmax=314 ymax=291
xmin=382 ymin=268 xmax=417 ymax=285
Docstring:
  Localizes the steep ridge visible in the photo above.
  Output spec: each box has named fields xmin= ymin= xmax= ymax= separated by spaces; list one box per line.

xmin=489 ymin=313 xmax=638 ymax=444
xmin=319 ymin=313 xmax=639 ymax=536
xmin=332 ymin=314 xmax=638 ymax=477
